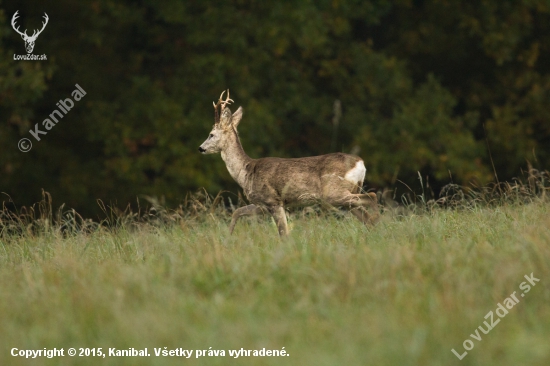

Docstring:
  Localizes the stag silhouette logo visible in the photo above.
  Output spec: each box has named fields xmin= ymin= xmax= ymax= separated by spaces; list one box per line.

xmin=11 ymin=10 xmax=49 ymax=54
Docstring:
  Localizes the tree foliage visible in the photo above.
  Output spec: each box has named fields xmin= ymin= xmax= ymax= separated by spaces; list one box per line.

xmin=1 ymin=0 xmax=549 ymax=215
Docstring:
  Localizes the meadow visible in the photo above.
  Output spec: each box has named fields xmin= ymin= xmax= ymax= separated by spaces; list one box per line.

xmin=0 ymin=180 xmax=549 ymax=366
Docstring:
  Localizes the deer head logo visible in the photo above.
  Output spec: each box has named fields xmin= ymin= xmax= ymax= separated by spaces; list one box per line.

xmin=11 ymin=11 xmax=49 ymax=54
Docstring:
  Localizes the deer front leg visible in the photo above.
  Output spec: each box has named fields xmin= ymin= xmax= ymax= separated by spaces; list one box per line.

xmin=229 ymin=204 xmax=264 ymax=234
xmin=267 ymin=206 xmax=289 ymax=237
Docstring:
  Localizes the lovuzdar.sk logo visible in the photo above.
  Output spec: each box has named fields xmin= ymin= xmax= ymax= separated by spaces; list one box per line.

xmin=11 ymin=10 xmax=48 ymax=61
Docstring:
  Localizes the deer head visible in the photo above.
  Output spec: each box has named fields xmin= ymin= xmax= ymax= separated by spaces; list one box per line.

xmin=199 ymin=90 xmax=243 ymax=154
xmin=11 ymin=11 xmax=49 ymax=54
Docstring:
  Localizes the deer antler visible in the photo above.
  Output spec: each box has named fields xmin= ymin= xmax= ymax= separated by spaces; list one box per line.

xmin=213 ymin=90 xmax=224 ymax=124
xmin=213 ymin=90 xmax=234 ymax=123
xmin=31 ymin=13 xmax=49 ymax=39
xmin=220 ymin=89 xmax=233 ymax=111
xmin=11 ymin=11 xmax=28 ymax=38
xmin=11 ymin=11 xmax=49 ymax=40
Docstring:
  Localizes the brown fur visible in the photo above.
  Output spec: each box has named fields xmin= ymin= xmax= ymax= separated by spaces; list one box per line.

xmin=199 ymin=97 xmax=377 ymax=236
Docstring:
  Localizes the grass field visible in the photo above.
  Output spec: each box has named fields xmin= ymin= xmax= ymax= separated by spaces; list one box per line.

xmin=1 ymin=188 xmax=549 ymax=365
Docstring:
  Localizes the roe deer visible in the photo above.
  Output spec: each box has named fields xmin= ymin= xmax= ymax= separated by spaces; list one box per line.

xmin=199 ymin=90 xmax=378 ymax=236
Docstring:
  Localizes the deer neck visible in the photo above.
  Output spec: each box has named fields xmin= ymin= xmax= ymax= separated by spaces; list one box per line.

xmin=220 ymin=129 xmax=251 ymax=188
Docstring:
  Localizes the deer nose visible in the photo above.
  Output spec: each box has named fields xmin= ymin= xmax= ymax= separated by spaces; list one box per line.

xmin=198 ymin=147 xmax=206 ymax=153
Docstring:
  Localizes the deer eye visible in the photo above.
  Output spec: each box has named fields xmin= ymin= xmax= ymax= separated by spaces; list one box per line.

xmin=209 ymin=134 xmax=214 ymax=138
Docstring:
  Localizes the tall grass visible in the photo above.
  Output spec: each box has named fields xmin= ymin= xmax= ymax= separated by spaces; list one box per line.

xmin=0 ymin=171 xmax=549 ymax=365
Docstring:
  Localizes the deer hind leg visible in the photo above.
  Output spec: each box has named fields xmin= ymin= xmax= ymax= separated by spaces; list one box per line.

xmin=229 ymin=204 xmax=264 ymax=234
xmin=350 ymin=207 xmax=380 ymax=225
xmin=328 ymin=192 xmax=377 ymax=208
xmin=267 ymin=206 xmax=289 ymax=237
xmin=328 ymin=193 xmax=379 ymax=226
xmin=351 ymin=193 xmax=380 ymax=225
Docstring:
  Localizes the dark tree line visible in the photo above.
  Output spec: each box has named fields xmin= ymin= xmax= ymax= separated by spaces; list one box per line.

xmin=1 ymin=0 xmax=549 ymax=216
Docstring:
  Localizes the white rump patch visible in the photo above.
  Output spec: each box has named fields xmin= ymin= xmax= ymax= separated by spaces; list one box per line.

xmin=344 ymin=161 xmax=366 ymax=185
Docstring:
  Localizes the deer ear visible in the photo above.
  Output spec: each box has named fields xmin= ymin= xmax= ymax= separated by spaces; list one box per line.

xmin=219 ymin=108 xmax=232 ymax=128
xmin=231 ymin=107 xmax=243 ymax=128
